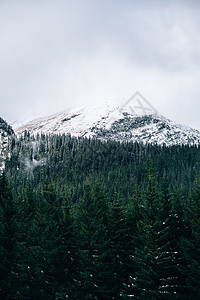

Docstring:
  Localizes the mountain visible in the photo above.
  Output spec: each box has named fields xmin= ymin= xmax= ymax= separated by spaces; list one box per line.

xmin=14 ymin=103 xmax=200 ymax=146
xmin=0 ymin=117 xmax=14 ymax=171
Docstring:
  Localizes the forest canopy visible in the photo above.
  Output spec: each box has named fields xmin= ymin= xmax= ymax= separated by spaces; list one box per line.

xmin=1 ymin=133 xmax=200 ymax=299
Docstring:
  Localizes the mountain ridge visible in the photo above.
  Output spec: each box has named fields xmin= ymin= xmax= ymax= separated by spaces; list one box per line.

xmin=14 ymin=103 xmax=200 ymax=146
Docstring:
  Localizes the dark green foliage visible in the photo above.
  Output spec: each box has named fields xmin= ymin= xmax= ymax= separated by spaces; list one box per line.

xmin=181 ymin=180 xmax=200 ymax=299
xmin=109 ymin=193 xmax=136 ymax=299
xmin=1 ymin=133 xmax=200 ymax=298
xmin=124 ymin=176 xmax=187 ymax=299
xmin=126 ymin=175 xmax=162 ymax=299
xmin=5 ymin=133 xmax=200 ymax=202
xmin=0 ymin=173 xmax=18 ymax=299
xmin=74 ymin=183 xmax=114 ymax=299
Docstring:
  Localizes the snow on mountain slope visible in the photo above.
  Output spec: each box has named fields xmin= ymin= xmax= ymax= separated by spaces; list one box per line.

xmin=14 ymin=103 xmax=200 ymax=146
xmin=0 ymin=118 xmax=14 ymax=172
xmin=14 ymin=103 xmax=120 ymax=137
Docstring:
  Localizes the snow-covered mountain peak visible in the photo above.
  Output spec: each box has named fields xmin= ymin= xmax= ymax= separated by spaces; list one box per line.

xmin=14 ymin=101 xmax=122 ymax=136
xmin=14 ymin=102 xmax=200 ymax=146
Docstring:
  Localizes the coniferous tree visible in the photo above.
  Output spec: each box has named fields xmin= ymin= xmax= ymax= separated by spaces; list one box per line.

xmin=181 ymin=179 xmax=200 ymax=299
xmin=14 ymin=184 xmax=37 ymax=298
xmin=53 ymin=189 xmax=78 ymax=299
xmin=170 ymin=186 xmax=188 ymax=298
xmin=121 ymin=186 xmax=141 ymax=298
xmin=109 ymin=192 xmax=138 ymax=299
xmin=124 ymin=175 xmax=185 ymax=299
xmin=3 ymin=133 xmax=200 ymax=298
xmin=0 ymin=173 xmax=18 ymax=299
xmin=156 ymin=178 xmax=184 ymax=299
xmin=74 ymin=183 xmax=114 ymax=299
xmin=129 ymin=174 xmax=161 ymax=299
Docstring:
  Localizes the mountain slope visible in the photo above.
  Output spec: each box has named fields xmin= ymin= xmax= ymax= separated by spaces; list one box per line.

xmin=0 ymin=117 xmax=14 ymax=172
xmin=14 ymin=103 xmax=200 ymax=146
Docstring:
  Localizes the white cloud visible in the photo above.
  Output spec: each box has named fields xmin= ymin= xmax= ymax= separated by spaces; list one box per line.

xmin=0 ymin=0 xmax=200 ymax=130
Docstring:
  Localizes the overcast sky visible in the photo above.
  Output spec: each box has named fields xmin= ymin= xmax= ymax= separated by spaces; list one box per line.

xmin=1 ymin=0 xmax=200 ymax=129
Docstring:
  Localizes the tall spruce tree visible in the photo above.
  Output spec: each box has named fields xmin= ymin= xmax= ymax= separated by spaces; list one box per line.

xmin=109 ymin=193 xmax=130 ymax=298
xmin=170 ymin=186 xmax=188 ymax=298
xmin=109 ymin=191 xmax=141 ymax=299
xmin=74 ymin=182 xmax=114 ymax=299
xmin=181 ymin=179 xmax=200 ymax=299
xmin=53 ymin=188 xmax=78 ymax=299
xmin=124 ymin=175 xmax=185 ymax=299
xmin=0 ymin=172 xmax=18 ymax=299
xmin=130 ymin=174 xmax=161 ymax=299
xmin=14 ymin=184 xmax=37 ymax=298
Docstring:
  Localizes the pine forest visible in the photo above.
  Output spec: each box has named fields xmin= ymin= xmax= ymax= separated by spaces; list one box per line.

xmin=1 ymin=132 xmax=200 ymax=299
